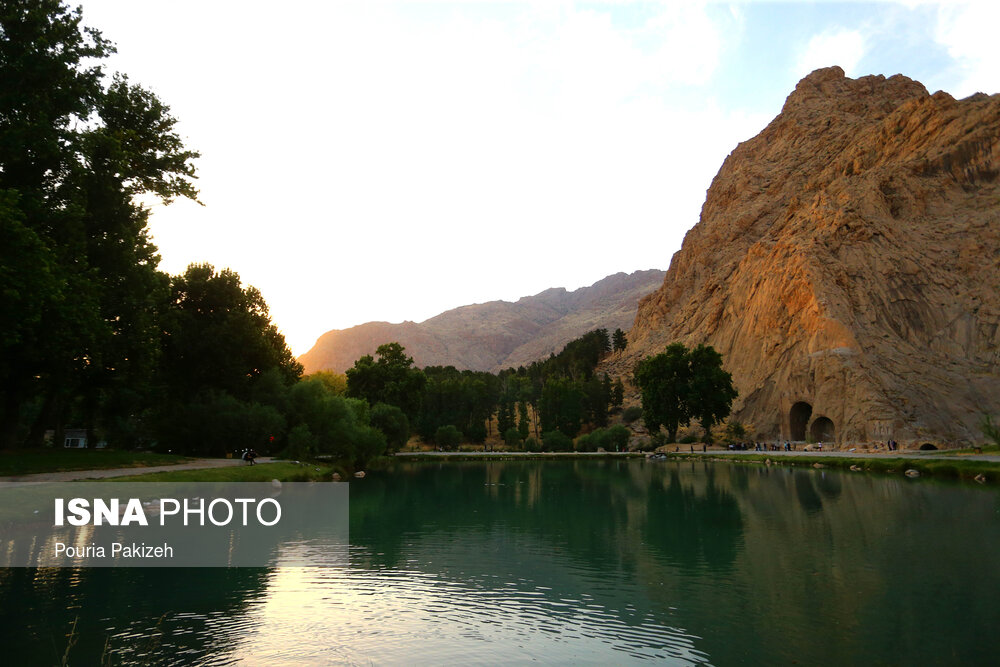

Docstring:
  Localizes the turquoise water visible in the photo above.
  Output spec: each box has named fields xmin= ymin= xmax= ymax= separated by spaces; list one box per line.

xmin=2 ymin=459 xmax=999 ymax=664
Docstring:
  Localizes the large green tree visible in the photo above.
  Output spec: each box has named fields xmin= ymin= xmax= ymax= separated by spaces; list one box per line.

xmin=159 ymin=264 xmax=301 ymax=402
xmin=687 ymin=344 xmax=738 ymax=442
xmin=633 ymin=343 xmax=693 ymax=443
xmin=633 ymin=343 xmax=737 ymax=443
xmin=0 ymin=1 xmax=199 ymax=448
xmin=346 ymin=343 xmax=426 ymax=419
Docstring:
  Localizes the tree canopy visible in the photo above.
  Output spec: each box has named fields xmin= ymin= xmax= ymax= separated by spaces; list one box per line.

xmin=634 ymin=343 xmax=737 ymax=443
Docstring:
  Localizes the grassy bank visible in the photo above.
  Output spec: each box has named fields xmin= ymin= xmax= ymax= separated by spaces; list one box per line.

xmin=108 ymin=461 xmax=336 ymax=482
xmin=666 ymin=452 xmax=1000 ymax=483
xmin=0 ymin=449 xmax=190 ymax=476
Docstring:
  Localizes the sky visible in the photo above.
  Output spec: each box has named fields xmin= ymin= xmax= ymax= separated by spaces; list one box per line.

xmin=75 ymin=1 xmax=998 ymax=355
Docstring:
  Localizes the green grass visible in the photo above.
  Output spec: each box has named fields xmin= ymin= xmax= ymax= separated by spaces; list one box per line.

xmin=108 ymin=461 xmax=336 ymax=482
xmin=0 ymin=449 xmax=191 ymax=476
xmin=935 ymin=444 xmax=1000 ymax=456
xmin=666 ymin=452 xmax=1000 ymax=483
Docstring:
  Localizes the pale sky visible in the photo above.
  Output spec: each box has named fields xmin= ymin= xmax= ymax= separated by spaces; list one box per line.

xmin=76 ymin=1 xmax=998 ymax=355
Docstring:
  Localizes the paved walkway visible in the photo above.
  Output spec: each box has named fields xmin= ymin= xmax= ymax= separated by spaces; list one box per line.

xmin=660 ymin=449 xmax=1000 ymax=463
xmin=396 ymin=450 xmax=1000 ymax=463
xmin=0 ymin=457 xmax=276 ymax=483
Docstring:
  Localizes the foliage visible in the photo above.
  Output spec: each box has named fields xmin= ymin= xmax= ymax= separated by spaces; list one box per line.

xmin=346 ymin=343 xmax=426 ymax=419
xmin=503 ymin=427 xmax=522 ymax=449
xmin=576 ymin=424 xmax=631 ymax=452
xmin=622 ymin=406 xmax=643 ymax=424
xmin=370 ymin=403 xmax=409 ymax=453
xmin=0 ymin=1 xmax=201 ymax=449
xmin=542 ymin=430 xmax=573 ymax=452
xmin=307 ymin=371 xmax=348 ymax=395
xmin=724 ymin=419 xmax=748 ymax=444
xmin=633 ymin=343 xmax=737 ymax=443
xmin=523 ymin=436 xmax=541 ymax=452
xmin=539 ymin=378 xmax=584 ymax=437
xmin=612 ymin=328 xmax=627 ymax=352
xmin=285 ymin=424 xmax=318 ymax=460
xmin=434 ymin=425 xmax=463 ymax=449
xmin=981 ymin=414 xmax=1000 ymax=447
xmin=610 ymin=379 xmax=625 ymax=411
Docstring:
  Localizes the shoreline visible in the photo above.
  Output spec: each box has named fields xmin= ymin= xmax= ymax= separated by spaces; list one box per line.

xmin=393 ymin=449 xmax=1000 ymax=483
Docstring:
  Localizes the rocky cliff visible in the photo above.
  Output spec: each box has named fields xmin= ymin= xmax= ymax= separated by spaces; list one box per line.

xmin=299 ymin=270 xmax=665 ymax=374
xmin=616 ymin=67 xmax=1000 ymax=444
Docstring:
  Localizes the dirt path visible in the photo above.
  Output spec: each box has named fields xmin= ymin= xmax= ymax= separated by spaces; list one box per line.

xmin=0 ymin=457 xmax=276 ymax=483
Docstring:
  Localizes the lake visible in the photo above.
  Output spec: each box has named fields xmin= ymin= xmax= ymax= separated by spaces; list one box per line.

xmin=2 ymin=459 xmax=999 ymax=664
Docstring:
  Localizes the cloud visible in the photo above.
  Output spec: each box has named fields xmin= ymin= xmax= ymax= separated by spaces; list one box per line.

xmin=794 ymin=29 xmax=866 ymax=79
xmin=934 ymin=2 xmax=1000 ymax=97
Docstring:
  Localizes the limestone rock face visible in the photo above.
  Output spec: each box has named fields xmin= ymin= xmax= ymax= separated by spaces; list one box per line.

xmin=299 ymin=270 xmax=665 ymax=374
xmin=618 ymin=67 xmax=1000 ymax=444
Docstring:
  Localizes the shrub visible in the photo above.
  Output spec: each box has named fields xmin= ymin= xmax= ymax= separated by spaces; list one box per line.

xmin=465 ymin=422 xmax=487 ymax=444
xmin=622 ymin=406 xmax=643 ymax=424
xmin=679 ymin=433 xmax=698 ymax=444
xmin=434 ymin=425 xmax=463 ymax=449
xmin=606 ymin=424 xmax=630 ymax=451
xmin=524 ymin=436 xmax=541 ymax=452
xmin=370 ymin=403 xmax=409 ymax=453
xmin=285 ymin=424 xmax=317 ymax=460
xmin=542 ymin=430 xmax=573 ymax=452
xmin=503 ymin=427 xmax=522 ymax=449
xmin=575 ymin=432 xmax=598 ymax=452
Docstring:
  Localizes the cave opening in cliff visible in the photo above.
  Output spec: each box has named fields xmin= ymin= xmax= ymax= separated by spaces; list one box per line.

xmin=810 ymin=416 xmax=836 ymax=443
xmin=790 ymin=402 xmax=812 ymax=441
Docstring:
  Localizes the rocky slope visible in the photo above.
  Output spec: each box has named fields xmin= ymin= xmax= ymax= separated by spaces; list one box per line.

xmin=299 ymin=270 xmax=665 ymax=374
xmin=613 ymin=67 xmax=1000 ymax=444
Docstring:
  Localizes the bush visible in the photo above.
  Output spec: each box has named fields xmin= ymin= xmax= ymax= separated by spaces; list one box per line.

xmin=606 ymin=424 xmax=630 ymax=451
xmin=524 ymin=436 xmax=541 ymax=452
xmin=679 ymin=433 xmax=698 ymax=444
xmin=542 ymin=430 xmax=573 ymax=452
xmin=370 ymin=403 xmax=409 ymax=453
xmin=575 ymin=432 xmax=598 ymax=452
xmin=503 ymin=427 xmax=522 ymax=449
xmin=622 ymin=406 xmax=643 ymax=424
xmin=435 ymin=425 xmax=463 ymax=449
xmin=465 ymin=422 xmax=487 ymax=444
xmin=285 ymin=424 xmax=317 ymax=460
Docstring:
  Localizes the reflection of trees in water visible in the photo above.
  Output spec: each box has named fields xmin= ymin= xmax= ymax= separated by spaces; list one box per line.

xmin=352 ymin=461 xmax=746 ymax=575
xmin=644 ymin=469 xmax=743 ymax=570
xmin=0 ymin=567 xmax=270 ymax=664
xmin=794 ymin=471 xmax=824 ymax=514
xmin=352 ymin=461 xmax=639 ymax=573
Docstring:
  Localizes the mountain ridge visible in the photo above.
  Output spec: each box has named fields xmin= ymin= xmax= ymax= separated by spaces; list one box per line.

xmin=299 ymin=269 xmax=665 ymax=374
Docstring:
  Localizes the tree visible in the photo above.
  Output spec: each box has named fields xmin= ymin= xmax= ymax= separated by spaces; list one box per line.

xmin=346 ymin=343 xmax=426 ymax=419
xmin=633 ymin=343 xmax=737 ymax=443
xmin=612 ymin=328 xmax=627 ymax=352
xmin=687 ymin=344 xmax=738 ymax=442
xmin=371 ymin=402 xmax=409 ymax=453
xmin=0 ymin=1 xmax=200 ymax=448
xmin=434 ymin=425 xmax=463 ymax=449
xmin=633 ymin=343 xmax=692 ymax=443
xmin=611 ymin=379 xmax=625 ymax=410
xmin=539 ymin=378 xmax=584 ymax=438
xmin=159 ymin=264 xmax=301 ymax=401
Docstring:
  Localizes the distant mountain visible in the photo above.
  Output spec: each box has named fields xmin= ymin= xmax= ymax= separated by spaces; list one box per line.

xmin=298 ymin=270 xmax=666 ymax=374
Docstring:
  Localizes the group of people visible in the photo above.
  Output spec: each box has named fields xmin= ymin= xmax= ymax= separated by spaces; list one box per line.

xmin=728 ymin=441 xmax=795 ymax=451
xmin=241 ymin=448 xmax=258 ymax=465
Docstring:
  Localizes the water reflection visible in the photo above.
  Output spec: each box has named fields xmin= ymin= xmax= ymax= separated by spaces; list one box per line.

xmin=1 ymin=460 xmax=999 ymax=665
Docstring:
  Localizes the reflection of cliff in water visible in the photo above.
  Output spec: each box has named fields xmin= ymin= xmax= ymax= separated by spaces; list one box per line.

xmin=353 ymin=459 xmax=1000 ymax=666
xmin=0 ymin=567 xmax=270 ymax=664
